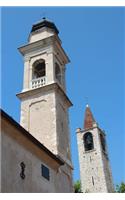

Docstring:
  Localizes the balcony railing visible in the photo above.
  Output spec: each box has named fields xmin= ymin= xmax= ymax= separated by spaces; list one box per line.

xmin=31 ymin=76 xmax=46 ymax=89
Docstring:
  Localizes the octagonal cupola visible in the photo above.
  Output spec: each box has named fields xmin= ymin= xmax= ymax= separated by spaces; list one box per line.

xmin=29 ymin=18 xmax=59 ymax=43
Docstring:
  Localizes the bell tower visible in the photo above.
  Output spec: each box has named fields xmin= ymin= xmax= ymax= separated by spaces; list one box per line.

xmin=17 ymin=18 xmax=73 ymax=192
xmin=76 ymin=105 xmax=114 ymax=193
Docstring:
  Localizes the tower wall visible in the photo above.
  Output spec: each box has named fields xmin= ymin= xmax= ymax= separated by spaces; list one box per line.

xmin=19 ymin=84 xmax=72 ymax=163
xmin=101 ymin=152 xmax=114 ymax=192
xmin=20 ymin=88 xmax=57 ymax=155
xmin=55 ymin=89 xmax=71 ymax=162
xmin=77 ymin=126 xmax=114 ymax=193
xmin=17 ymin=19 xmax=73 ymax=192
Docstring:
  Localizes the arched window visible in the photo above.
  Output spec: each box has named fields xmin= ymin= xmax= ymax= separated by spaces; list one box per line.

xmin=84 ymin=132 xmax=94 ymax=151
xmin=100 ymin=134 xmax=106 ymax=152
xmin=55 ymin=63 xmax=61 ymax=84
xmin=32 ymin=59 xmax=45 ymax=79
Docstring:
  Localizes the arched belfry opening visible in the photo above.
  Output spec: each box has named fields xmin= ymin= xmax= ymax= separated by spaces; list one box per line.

xmin=32 ymin=59 xmax=46 ymax=88
xmin=32 ymin=59 xmax=46 ymax=79
xmin=55 ymin=63 xmax=61 ymax=84
xmin=83 ymin=132 xmax=94 ymax=151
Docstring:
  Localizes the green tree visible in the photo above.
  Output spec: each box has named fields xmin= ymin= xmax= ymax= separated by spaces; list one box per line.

xmin=116 ymin=182 xmax=125 ymax=193
xmin=74 ymin=180 xmax=82 ymax=193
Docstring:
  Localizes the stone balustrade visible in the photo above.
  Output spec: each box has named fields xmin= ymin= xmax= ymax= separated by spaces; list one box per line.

xmin=31 ymin=76 xmax=46 ymax=89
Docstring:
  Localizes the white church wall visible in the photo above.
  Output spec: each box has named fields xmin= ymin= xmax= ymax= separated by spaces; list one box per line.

xmin=1 ymin=118 xmax=61 ymax=193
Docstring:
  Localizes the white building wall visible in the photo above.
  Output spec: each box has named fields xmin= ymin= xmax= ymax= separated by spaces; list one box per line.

xmin=1 ymin=124 xmax=57 ymax=192
xmin=1 ymin=117 xmax=74 ymax=193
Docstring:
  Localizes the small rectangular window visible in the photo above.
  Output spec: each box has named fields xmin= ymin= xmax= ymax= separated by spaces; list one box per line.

xmin=92 ymin=176 xmax=94 ymax=185
xmin=41 ymin=164 xmax=50 ymax=181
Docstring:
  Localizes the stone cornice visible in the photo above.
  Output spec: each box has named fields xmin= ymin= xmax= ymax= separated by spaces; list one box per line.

xmin=16 ymin=82 xmax=73 ymax=108
xmin=76 ymin=126 xmax=106 ymax=136
xmin=18 ymin=35 xmax=70 ymax=64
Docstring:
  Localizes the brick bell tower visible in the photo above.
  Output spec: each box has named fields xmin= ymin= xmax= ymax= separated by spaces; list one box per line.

xmin=17 ymin=18 xmax=73 ymax=192
xmin=76 ymin=104 xmax=114 ymax=193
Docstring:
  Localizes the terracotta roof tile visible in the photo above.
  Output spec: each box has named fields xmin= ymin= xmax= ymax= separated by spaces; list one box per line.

xmin=84 ymin=105 xmax=96 ymax=129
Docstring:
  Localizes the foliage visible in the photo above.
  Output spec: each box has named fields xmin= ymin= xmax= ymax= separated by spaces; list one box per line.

xmin=116 ymin=182 xmax=125 ymax=193
xmin=74 ymin=180 xmax=82 ymax=193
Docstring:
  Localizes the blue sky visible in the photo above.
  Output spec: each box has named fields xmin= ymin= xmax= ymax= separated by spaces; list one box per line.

xmin=1 ymin=7 xmax=125 ymax=186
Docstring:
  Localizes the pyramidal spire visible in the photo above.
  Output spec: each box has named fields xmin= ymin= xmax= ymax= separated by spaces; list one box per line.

xmin=84 ymin=104 xmax=96 ymax=129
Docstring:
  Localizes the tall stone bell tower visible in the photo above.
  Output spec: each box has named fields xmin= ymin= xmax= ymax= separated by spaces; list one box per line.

xmin=17 ymin=18 xmax=73 ymax=192
xmin=76 ymin=104 xmax=114 ymax=193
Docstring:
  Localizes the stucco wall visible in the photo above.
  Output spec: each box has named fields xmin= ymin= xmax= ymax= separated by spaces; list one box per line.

xmin=20 ymin=89 xmax=58 ymax=155
xmin=1 ymin=118 xmax=60 ymax=193
xmin=55 ymin=91 xmax=71 ymax=162
xmin=1 ymin=116 xmax=74 ymax=193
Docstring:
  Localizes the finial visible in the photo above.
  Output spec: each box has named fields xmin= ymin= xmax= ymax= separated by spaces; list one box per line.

xmin=42 ymin=11 xmax=47 ymax=20
xmin=84 ymin=97 xmax=89 ymax=107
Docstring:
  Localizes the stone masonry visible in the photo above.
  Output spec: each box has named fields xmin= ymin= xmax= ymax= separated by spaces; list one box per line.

xmin=76 ymin=105 xmax=114 ymax=193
